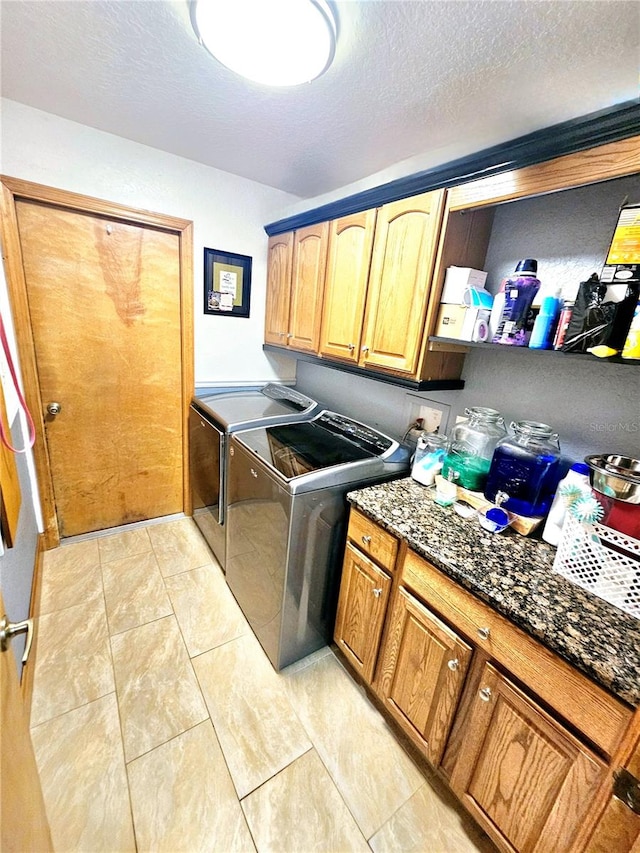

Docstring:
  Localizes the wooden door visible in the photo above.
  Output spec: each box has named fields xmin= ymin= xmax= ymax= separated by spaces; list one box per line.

xmin=15 ymin=200 xmax=184 ymax=538
xmin=0 ymin=590 xmax=52 ymax=852
xmin=378 ymin=586 xmax=472 ymax=765
xmin=288 ymin=222 xmax=328 ymax=352
xmin=361 ymin=190 xmax=445 ymax=375
xmin=334 ymin=541 xmax=391 ymax=684
xmin=265 ymin=232 xmax=293 ymax=345
xmin=319 ymin=210 xmax=377 ymax=363
xmin=450 ymin=662 xmax=606 ymax=853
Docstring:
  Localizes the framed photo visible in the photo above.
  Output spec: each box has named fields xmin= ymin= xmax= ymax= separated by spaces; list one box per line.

xmin=203 ymin=248 xmax=252 ymax=317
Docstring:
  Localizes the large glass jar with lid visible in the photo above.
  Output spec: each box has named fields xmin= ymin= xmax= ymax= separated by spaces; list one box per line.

xmin=441 ymin=407 xmax=507 ymax=492
xmin=484 ymin=421 xmax=562 ymax=517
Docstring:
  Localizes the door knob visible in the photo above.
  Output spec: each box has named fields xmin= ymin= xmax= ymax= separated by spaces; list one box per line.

xmin=0 ymin=615 xmax=33 ymax=663
xmin=46 ymin=402 xmax=62 ymax=416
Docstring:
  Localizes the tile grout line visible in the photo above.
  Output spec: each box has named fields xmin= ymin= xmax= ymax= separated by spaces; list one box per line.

xmin=98 ymin=537 xmax=140 ymax=852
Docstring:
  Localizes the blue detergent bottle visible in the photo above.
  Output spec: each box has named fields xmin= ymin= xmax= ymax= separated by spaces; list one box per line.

xmin=529 ymin=291 xmax=561 ymax=349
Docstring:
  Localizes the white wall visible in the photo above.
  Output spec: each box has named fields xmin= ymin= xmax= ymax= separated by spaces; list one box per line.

xmin=0 ymin=98 xmax=301 ymax=387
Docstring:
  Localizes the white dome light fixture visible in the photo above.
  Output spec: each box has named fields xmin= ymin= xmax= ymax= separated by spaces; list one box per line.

xmin=190 ymin=0 xmax=337 ymax=87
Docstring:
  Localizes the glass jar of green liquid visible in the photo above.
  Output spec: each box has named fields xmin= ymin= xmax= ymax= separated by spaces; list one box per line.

xmin=442 ymin=407 xmax=507 ymax=492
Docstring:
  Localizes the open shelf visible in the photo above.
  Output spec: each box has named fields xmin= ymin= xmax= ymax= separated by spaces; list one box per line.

xmin=428 ymin=337 xmax=639 ymax=366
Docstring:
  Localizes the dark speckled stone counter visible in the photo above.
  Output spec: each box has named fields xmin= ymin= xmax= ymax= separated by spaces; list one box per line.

xmin=347 ymin=477 xmax=640 ymax=707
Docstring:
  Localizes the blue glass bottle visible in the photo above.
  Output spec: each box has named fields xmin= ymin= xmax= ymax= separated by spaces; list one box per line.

xmin=484 ymin=421 xmax=562 ymax=517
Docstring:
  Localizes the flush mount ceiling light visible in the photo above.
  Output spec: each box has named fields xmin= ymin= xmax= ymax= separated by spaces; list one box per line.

xmin=190 ymin=0 xmax=337 ymax=87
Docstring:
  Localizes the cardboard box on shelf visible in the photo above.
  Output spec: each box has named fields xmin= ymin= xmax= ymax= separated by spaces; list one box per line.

xmin=435 ymin=305 xmax=491 ymax=342
xmin=435 ymin=304 xmax=466 ymax=339
xmin=441 ymin=266 xmax=488 ymax=304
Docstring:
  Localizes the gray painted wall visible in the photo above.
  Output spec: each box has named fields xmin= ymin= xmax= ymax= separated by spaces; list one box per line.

xmin=295 ymin=173 xmax=640 ymax=465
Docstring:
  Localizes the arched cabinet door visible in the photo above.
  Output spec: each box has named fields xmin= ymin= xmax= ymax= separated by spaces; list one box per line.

xmin=361 ymin=189 xmax=445 ymax=375
xmin=319 ymin=209 xmax=377 ymax=364
xmin=265 ymin=232 xmax=293 ymax=346
xmin=288 ymin=222 xmax=329 ymax=352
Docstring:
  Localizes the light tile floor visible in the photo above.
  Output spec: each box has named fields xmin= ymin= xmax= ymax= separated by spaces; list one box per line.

xmin=30 ymin=516 xmax=496 ymax=853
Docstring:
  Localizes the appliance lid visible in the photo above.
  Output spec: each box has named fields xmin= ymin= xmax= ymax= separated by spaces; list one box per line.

xmin=192 ymin=383 xmax=318 ymax=430
xmin=233 ymin=411 xmax=402 ymax=479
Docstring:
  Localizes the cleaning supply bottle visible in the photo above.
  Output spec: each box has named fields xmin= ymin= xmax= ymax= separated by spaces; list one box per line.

xmin=488 ymin=283 xmax=506 ymax=341
xmin=529 ymin=290 xmax=561 ymax=349
xmin=542 ymin=462 xmax=591 ymax=545
xmin=492 ymin=259 xmax=542 ymax=346
xmin=622 ymin=296 xmax=640 ymax=360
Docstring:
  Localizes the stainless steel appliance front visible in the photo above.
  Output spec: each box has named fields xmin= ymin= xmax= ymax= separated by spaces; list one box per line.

xmin=188 ymin=384 xmax=320 ymax=569
xmin=225 ymin=412 xmax=409 ymax=669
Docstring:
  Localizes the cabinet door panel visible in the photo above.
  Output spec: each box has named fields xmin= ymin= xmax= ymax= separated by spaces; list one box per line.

xmin=379 ymin=586 xmax=472 ymax=765
xmin=265 ymin=232 xmax=293 ymax=345
xmin=452 ymin=663 xmax=605 ymax=853
xmin=289 ymin=223 xmax=328 ymax=352
xmin=361 ymin=190 xmax=445 ymax=374
xmin=320 ymin=210 xmax=377 ymax=363
xmin=334 ymin=542 xmax=391 ymax=683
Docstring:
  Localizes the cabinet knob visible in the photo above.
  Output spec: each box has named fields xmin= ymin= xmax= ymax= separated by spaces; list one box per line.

xmin=447 ymin=658 xmax=459 ymax=671
xmin=477 ymin=626 xmax=491 ymax=641
xmin=361 ymin=345 xmax=369 ymax=354
xmin=478 ymin=686 xmax=492 ymax=702
xmin=372 ymin=587 xmax=383 ymax=598
xmin=348 ymin=343 xmax=355 ymax=351
xmin=287 ymin=333 xmax=293 ymax=339
xmin=361 ymin=535 xmax=372 ymax=546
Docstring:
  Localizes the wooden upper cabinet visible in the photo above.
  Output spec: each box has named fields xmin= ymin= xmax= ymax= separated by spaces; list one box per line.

xmin=449 ymin=662 xmax=606 ymax=853
xmin=288 ymin=222 xmax=329 ymax=352
xmin=319 ymin=210 xmax=377 ymax=363
xmin=378 ymin=586 xmax=473 ymax=766
xmin=360 ymin=189 xmax=446 ymax=374
xmin=265 ymin=232 xmax=293 ymax=345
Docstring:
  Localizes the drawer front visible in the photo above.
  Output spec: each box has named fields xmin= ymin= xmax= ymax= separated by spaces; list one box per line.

xmin=348 ymin=508 xmax=398 ymax=572
xmin=401 ymin=549 xmax=632 ymax=759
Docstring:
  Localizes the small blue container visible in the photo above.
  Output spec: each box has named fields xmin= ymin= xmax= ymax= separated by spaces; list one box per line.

xmin=529 ymin=295 xmax=561 ymax=349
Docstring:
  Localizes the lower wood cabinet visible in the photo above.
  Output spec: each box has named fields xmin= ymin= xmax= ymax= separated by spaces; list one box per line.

xmin=334 ymin=541 xmax=392 ymax=683
xmin=333 ymin=507 xmax=637 ymax=853
xmin=377 ymin=586 xmax=472 ymax=765
xmin=448 ymin=662 xmax=605 ymax=853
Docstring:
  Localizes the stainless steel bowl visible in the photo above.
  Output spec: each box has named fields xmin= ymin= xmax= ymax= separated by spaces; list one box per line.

xmin=584 ymin=454 xmax=640 ymax=504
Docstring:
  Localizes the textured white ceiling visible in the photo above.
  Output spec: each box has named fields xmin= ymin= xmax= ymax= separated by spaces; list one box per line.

xmin=1 ymin=0 xmax=638 ymax=199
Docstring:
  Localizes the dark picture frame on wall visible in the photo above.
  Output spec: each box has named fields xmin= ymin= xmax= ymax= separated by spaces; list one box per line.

xmin=203 ymin=247 xmax=252 ymax=317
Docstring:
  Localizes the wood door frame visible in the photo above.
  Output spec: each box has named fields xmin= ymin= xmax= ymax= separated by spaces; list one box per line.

xmin=0 ymin=176 xmax=194 ymax=549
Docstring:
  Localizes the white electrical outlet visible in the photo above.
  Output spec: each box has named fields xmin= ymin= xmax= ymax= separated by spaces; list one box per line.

xmin=403 ymin=394 xmax=451 ymax=436
xmin=418 ymin=406 xmax=443 ymax=433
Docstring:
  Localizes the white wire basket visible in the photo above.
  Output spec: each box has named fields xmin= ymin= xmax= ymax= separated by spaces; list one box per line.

xmin=553 ymin=514 xmax=640 ymax=619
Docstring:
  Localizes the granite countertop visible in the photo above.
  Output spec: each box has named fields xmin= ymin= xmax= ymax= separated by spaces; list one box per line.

xmin=347 ymin=477 xmax=640 ymax=707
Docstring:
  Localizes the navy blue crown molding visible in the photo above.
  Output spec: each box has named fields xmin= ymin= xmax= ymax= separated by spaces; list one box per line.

xmin=265 ymin=99 xmax=640 ymax=236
